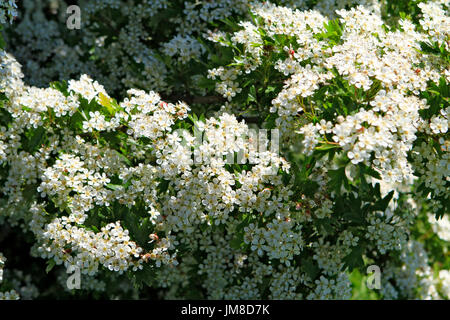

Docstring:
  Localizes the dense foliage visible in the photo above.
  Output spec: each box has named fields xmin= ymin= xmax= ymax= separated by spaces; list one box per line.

xmin=0 ymin=0 xmax=448 ymax=300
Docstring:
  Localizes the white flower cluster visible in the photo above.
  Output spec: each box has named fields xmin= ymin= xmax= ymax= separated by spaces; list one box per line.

xmin=0 ymin=50 xmax=24 ymax=99
xmin=1 ymin=48 xmax=311 ymax=297
xmin=0 ymin=49 xmax=363 ymax=299
xmin=162 ymin=35 xmax=206 ymax=64
xmin=381 ymin=240 xmax=445 ymax=299
xmin=210 ymin=2 xmax=449 ymax=188
xmin=68 ymin=75 xmax=109 ymax=104
xmin=418 ymin=1 xmax=450 ymax=49
xmin=312 ymin=238 xmax=348 ymax=276
xmin=366 ymin=212 xmax=409 ymax=254
xmin=0 ymin=53 xmax=183 ymax=275
xmin=303 ymin=91 xmax=429 ymax=184
xmin=15 ymin=87 xmax=80 ymax=127
xmin=279 ymin=0 xmax=381 ymax=18
xmin=439 ymin=270 xmax=450 ymax=299
xmin=39 ymin=216 xmax=144 ymax=275
xmin=412 ymin=106 xmax=449 ymax=204
xmin=6 ymin=270 xmax=39 ymax=300
xmin=428 ymin=214 xmax=450 ymax=242
xmin=0 ymin=290 xmax=20 ymax=300
xmin=122 ymin=89 xmax=189 ymax=140
xmin=306 ymin=273 xmax=352 ymax=300
xmin=2 ymin=0 xmax=254 ymax=93
xmin=3 ymin=0 xmax=94 ymax=88
xmin=412 ymin=141 xmax=449 ymax=202
xmin=3 ymin=0 xmax=390 ymax=95
xmin=0 ymin=0 xmax=17 ymax=24
xmin=0 ymin=252 xmax=20 ymax=300
xmin=0 ymin=1 xmax=448 ymax=300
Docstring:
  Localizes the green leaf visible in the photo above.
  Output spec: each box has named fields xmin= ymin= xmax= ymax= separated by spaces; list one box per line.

xmin=343 ymin=245 xmax=365 ymax=270
xmin=196 ymin=77 xmax=216 ymax=90
xmin=98 ymin=92 xmax=118 ymax=115
xmin=46 ymin=259 xmax=56 ymax=274
xmin=372 ymin=190 xmax=394 ymax=212
xmin=362 ymin=165 xmax=381 ymax=180
xmin=302 ymin=257 xmax=319 ymax=280
xmin=328 ymin=167 xmax=347 ymax=195
xmin=132 ymin=264 xmax=157 ymax=288
xmin=157 ymin=179 xmax=170 ymax=195
xmin=315 ymin=143 xmax=340 ymax=151
xmin=230 ymin=232 xmax=244 ymax=250
xmin=106 ymin=183 xmax=123 ymax=191
xmin=26 ymin=126 xmax=46 ymax=152
xmin=0 ymin=33 xmax=5 ymax=50
xmin=50 ymin=80 xmax=68 ymax=95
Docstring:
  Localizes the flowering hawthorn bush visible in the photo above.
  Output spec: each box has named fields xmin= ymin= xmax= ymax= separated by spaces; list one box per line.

xmin=0 ymin=0 xmax=449 ymax=300
xmin=2 ymin=0 xmax=381 ymax=96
